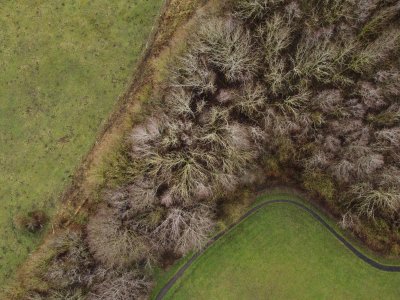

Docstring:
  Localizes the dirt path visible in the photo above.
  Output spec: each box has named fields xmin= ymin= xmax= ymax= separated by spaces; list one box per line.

xmin=155 ymin=199 xmax=400 ymax=300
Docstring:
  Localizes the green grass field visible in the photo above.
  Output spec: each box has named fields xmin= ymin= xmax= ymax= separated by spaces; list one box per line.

xmin=0 ymin=0 xmax=163 ymax=288
xmin=155 ymin=194 xmax=400 ymax=299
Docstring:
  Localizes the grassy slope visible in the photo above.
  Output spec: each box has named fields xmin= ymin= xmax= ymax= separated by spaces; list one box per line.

xmin=0 ymin=0 xmax=163 ymax=287
xmin=156 ymin=194 xmax=400 ymax=299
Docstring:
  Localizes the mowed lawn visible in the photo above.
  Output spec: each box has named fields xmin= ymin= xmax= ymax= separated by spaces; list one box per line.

xmin=0 ymin=0 xmax=163 ymax=287
xmin=159 ymin=197 xmax=400 ymax=299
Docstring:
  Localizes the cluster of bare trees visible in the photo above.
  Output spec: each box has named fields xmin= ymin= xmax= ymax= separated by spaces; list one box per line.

xmin=232 ymin=0 xmax=400 ymax=241
xmin=25 ymin=0 xmax=400 ymax=298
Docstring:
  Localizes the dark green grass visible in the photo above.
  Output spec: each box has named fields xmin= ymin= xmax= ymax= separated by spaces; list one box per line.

xmin=0 ymin=0 xmax=163 ymax=288
xmin=155 ymin=194 xmax=400 ymax=299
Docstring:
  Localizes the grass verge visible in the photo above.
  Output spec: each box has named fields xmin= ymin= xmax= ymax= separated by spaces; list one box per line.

xmin=153 ymin=191 xmax=400 ymax=299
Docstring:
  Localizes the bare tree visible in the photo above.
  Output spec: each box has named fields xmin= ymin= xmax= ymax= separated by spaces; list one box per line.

xmin=151 ymin=204 xmax=215 ymax=255
xmin=193 ymin=18 xmax=260 ymax=82
xmin=348 ymin=183 xmax=400 ymax=218
xmin=87 ymin=207 xmax=152 ymax=268
xmin=88 ymin=270 xmax=152 ymax=300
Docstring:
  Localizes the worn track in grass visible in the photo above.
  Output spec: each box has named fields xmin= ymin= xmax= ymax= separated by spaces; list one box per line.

xmin=156 ymin=199 xmax=400 ymax=300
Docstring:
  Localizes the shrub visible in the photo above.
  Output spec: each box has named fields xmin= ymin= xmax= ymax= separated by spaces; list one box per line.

xmin=151 ymin=204 xmax=215 ymax=255
xmin=330 ymin=159 xmax=355 ymax=184
xmin=312 ymin=89 xmax=343 ymax=114
xmin=264 ymin=57 xmax=289 ymax=95
xmin=293 ymin=29 xmax=342 ymax=84
xmin=170 ymin=50 xmax=217 ymax=95
xmin=26 ymin=288 xmax=86 ymax=300
xmin=359 ymin=3 xmax=400 ymax=40
xmin=276 ymin=89 xmax=311 ymax=118
xmin=87 ymin=207 xmax=153 ymax=268
xmin=88 ymin=270 xmax=152 ymax=300
xmin=351 ymin=28 xmax=400 ymax=74
xmin=348 ymin=183 xmax=400 ymax=219
xmin=375 ymin=128 xmax=400 ymax=148
xmin=192 ymin=17 xmax=260 ymax=82
xmin=368 ymin=104 xmax=400 ymax=127
xmin=232 ymin=83 xmax=266 ymax=118
xmin=301 ymin=0 xmax=354 ymax=26
xmin=303 ymin=171 xmax=336 ymax=201
xmin=358 ymin=81 xmax=386 ymax=110
xmin=231 ymin=0 xmax=284 ymax=21
xmin=375 ymin=69 xmax=400 ymax=98
xmin=14 ymin=210 xmax=48 ymax=233
xmin=44 ymin=231 xmax=93 ymax=290
xmin=105 ymin=177 xmax=158 ymax=213
xmin=258 ymin=12 xmax=293 ymax=62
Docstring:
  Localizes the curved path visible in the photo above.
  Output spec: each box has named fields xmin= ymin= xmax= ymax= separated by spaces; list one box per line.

xmin=155 ymin=199 xmax=400 ymax=300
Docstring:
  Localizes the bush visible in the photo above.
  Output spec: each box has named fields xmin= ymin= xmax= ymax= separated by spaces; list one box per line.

xmin=351 ymin=28 xmax=400 ymax=74
xmin=232 ymin=83 xmax=266 ymax=118
xmin=87 ymin=207 xmax=153 ymax=268
xmin=14 ymin=210 xmax=48 ymax=233
xmin=45 ymin=231 xmax=94 ymax=290
xmin=258 ymin=12 xmax=293 ymax=62
xmin=151 ymin=204 xmax=215 ymax=255
xmin=293 ymin=29 xmax=342 ymax=84
xmin=192 ymin=17 xmax=260 ymax=82
xmin=88 ymin=270 xmax=152 ymax=300
xmin=348 ymin=183 xmax=400 ymax=219
xmin=170 ymin=50 xmax=217 ymax=95
xmin=231 ymin=0 xmax=284 ymax=21
xmin=303 ymin=171 xmax=336 ymax=202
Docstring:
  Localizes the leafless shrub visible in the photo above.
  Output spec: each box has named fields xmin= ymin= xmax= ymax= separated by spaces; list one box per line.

xmin=328 ymin=119 xmax=363 ymax=137
xmin=128 ymin=117 xmax=163 ymax=157
xmin=276 ymin=89 xmax=311 ymax=117
xmin=216 ymin=89 xmax=235 ymax=104
xmin=339 ymin=211 xmax=356 ymax=230
xmin=166 ymin=87 xmax=195 ymax=118
xmin=323 ymin=135 xmax=342 ymax=153
xmin=105 ymin=178 xmax=158 ymax=214
xmin=45 ymin=231 xmax=93 ymax=290
xmin=26 ymin=289 xmax=86 ymax=300
xmin=232 ymin=83 xmax=266 ymax=118
xmin=304 ymin=0 xmax=354 ymax=25
xmin=170 ymin=50 xmax=217 ymax=95
xmin=193 ymin=18 xmax=260 ymax=82
xmin=352 ymin=0 xmax=380 ymax=25
xmin=88 ymin=270 xmax=152 ymax=300
xmin=351 ymin=28 xmax=400 ymax=74
xmin=331 ymin=159 xmax=355 ymax=184
xmin=358 ymin=81 xmax=386 ymax=110
xmin=151 ymin=204 xmax=215 ymax=255
xmin=344 ymin=98 xmax=366 ymax=118
xmin=305 ymin=151 xmax=331 ymax=170
xmin=87 ymin=207 xmax=152 ymax=268
xmin=375 ymin=127 xmax=400 ymax=148
xmin=312 ymin=89 xmax=343 ymax=114
xmin=258 ymin=13 xmax=293 ymax=62
xmin=232 ymin=0 xmax=285 ymax=21
xmin=345 ymin=126 xmax=371 ymax=146
xmin=348 ymin=183 xmax=400 ymax=218
xmin=359 ymin=2 xmax=400 ymax=40
xmin=378 ymin=166 xmax=400 ymax=189
xmin=355 ymin=153 xmax=384 ymax=178
xmin=375 ymin=69 xmax=400 ymax=98
xmin=293 ymin=29 xmax=337 ymax=82
xmin=264 ymin=57 xmax=290 ymax=95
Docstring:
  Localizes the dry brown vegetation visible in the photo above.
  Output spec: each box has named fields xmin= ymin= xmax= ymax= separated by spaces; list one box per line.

xmin=7 ymin=0 xmax=400 ymax=298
